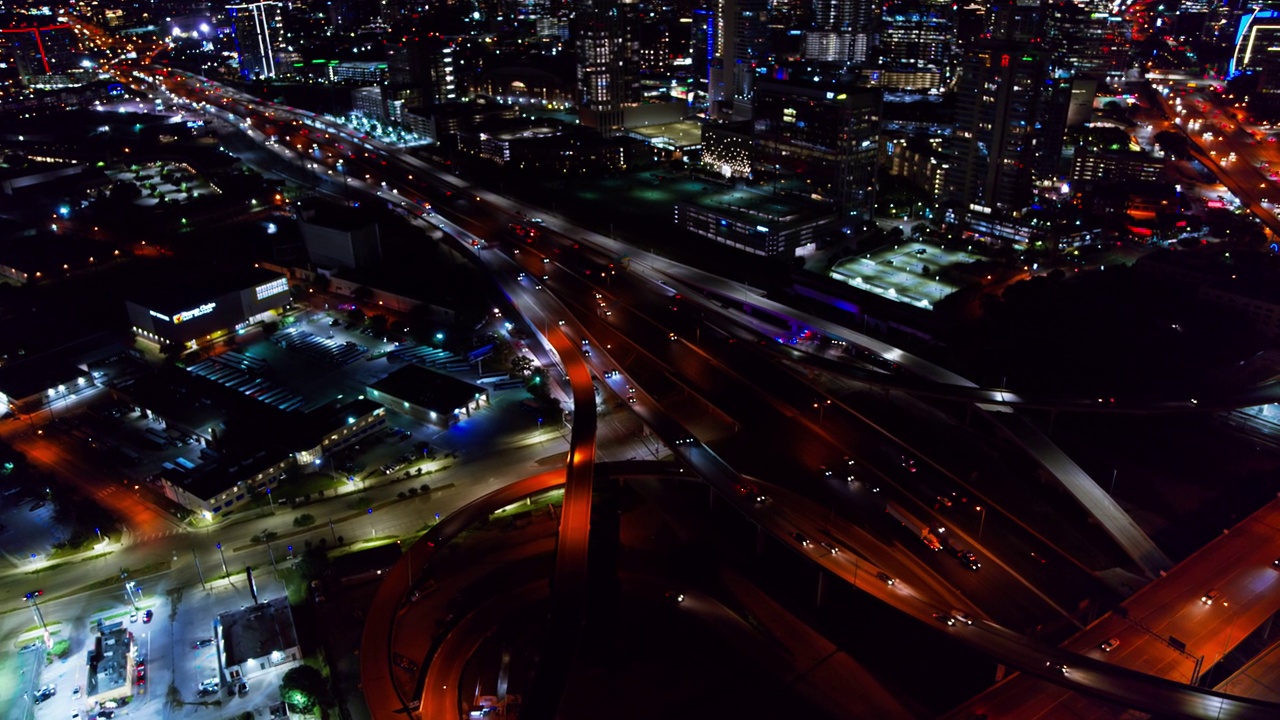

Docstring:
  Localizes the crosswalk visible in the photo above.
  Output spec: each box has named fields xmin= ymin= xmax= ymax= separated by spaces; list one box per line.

xmin=132 ymin=529 xmax=186 ymax=543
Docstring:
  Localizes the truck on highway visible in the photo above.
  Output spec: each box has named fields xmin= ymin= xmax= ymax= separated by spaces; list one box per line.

xmin=885 ymin=501 xmax=944 ymax=551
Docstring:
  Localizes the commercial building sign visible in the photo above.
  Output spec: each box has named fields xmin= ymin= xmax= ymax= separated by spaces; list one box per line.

xmin=172 ymin=302 xmax=217 ymax=324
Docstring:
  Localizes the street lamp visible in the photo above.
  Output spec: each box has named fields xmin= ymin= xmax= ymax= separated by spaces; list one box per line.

xmin=216 ymin=541 xmax=229 ymax=578
xmin=813 ymin=399 xmax=831 ymax=423
xmin=24 ymin=590 xmax=49 ymax=648
xmin=124 ymin=580 xmax=141 ymax=609
xmin=975 ymin=505 xmax=987 ymax=540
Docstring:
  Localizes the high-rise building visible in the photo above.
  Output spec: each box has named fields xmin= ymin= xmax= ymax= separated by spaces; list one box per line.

xmin=1044 ymin=1 xmax=1129 ymax=78
xmin=708 ymin=0 xmax=769 ymax=118
xmin=227 ymin=2 xmax=285 ymax=79
xmin=947 ymin=41 xmax=1068 ymax=213
xmin=386 ymin=33 xmax=458 ymax=111
xmin=752 ymin=75 xmax=881 ymax=224
xmin=575 ymin=5 xmax=638 ymax=135
xmin=0 ymin=20 xmax=88 ymax=87
xmin=879 ymin=2 xmax=950 ymax=89
xmin=811 ymin=0 xmax=877 ymax=63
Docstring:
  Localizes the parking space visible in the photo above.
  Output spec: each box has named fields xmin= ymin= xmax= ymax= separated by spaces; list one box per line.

xmin=273 ymin=328 xmax=367 ymax=367
xmin=830 ymin=241 xmax=983 ymax=309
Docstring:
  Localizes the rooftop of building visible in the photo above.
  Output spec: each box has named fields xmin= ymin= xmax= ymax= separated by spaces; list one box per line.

xmin=0 ymin=330 xmax=122 ymax=400
xmin=126 ymin=264 xmax=286 ymax=316
xmin=219 ymin=596 xmax=298 ymax=666
xmin=368 ymin=364 xmax=487 ymax=415
xmin=628 ymin=120 xmax=703 ymax=149
xmin=683 ymin=184 xmax=820 ymax=225
xmin=87 ymin=624 xmax=131 ymax=699
xmin=295 ymin=198 xmax=381 ymax=233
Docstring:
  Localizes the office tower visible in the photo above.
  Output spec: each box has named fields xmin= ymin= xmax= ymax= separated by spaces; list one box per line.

xmin=575 ymin=5 xmax=639 ymax=135
xmin=708 ymin=0 xmax=768 ymax=117
xmin=0 ymin=20 xmax=86 ymax=86
xmin=803 ymin=31 xmax=851 ymax=63
xmin=227 ymin=2 xmax=285 ymax=79
xmin=880 ymin=2 xmax=951 ymax=89
xmin=947 ymin=41 xmax=1067 ymax=212
xmin=753 ymin=76 xmax=881 ymax=224
xmin=811 ymin=0 xmax=877 ymax=63
xmin=1044 ymin=1 xmax=1129 ymax=78
xmin=989 ymin=0 xmax=1045 ymax=43
xmin=386 ymin=33 xmax=458 ymax=111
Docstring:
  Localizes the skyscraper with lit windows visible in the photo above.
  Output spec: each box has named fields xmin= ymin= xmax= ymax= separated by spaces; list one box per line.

xmin=227 ymin=1 xmax=284 ymax=80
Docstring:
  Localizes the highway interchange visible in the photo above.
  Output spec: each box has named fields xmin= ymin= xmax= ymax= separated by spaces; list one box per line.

xmin=29 ymin=64 xmax=1280 ymax=718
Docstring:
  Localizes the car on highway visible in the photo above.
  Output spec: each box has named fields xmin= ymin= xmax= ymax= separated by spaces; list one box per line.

xmin=626 ymin=396 xmax=637 ymax=403
xmin=1201 ymin=589 xmax=1220 ymax=605
xmin=668 ymin=332 xmax=677 ymax=341
xmin=33 ymin=685 xmax=55 ymax=704
xmin=933 ymin=613 xmax=956 ymax=626
xmin=192 ymin=638 xmax=215 ymax=649
xmin=957 ymin=550 xmax=981 ymax=571
xmin=1046 ymin=662 xmax=1068 ymax=675
xmin=819 ymin=541 xmax=840 ymax=555
xmin=900 ymin=456 xmax=917 ymax=473
xmin=792 ymin=532 xmax=810 ymax=547
xmin=1100 ymin=637 xmax=1121 ymax=652
xmin=604 ymin=369 xmax=619 ymax=378
xmin=876 ymin=572 xmax=896 ymax=586
xmin=951 ymin=611 xmax=974 ymax=625
xmin=143 ymin=609 xmax=153 ymax=623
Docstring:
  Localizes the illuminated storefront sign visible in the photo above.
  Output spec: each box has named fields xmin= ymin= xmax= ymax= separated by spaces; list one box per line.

xmin=172 ymin=302 xmax=217 ymax=324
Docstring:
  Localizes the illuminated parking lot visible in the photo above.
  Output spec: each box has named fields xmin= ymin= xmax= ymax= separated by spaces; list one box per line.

xmin=830 ymin=241 xmax=984 ymax=310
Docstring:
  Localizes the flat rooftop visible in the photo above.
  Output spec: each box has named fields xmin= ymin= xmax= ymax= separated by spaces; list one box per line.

xmin=220 ymin=596 xmax=298 ymax=666
xmin=830 ymin=240 xmax=986 ymax=310
xmin=629 ymin=120 xmax=703 ymax=149
xmin=128 ymin=264 xmax=285 ymax=315
xmin=368 ymin=364 xmax=487 ymax=415
xmin=686 ymin=186 xmax=811 ymax=224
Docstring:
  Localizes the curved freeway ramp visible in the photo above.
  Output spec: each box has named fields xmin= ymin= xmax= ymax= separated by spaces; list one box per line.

xmin=520 ymin=329 xmax=599 ymax=720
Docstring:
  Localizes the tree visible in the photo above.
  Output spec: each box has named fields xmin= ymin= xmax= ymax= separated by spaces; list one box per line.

xmin=279 ymin=665 xmax=332 ymax=713
xmin=292 ymin=513 xmax=316 ymax=528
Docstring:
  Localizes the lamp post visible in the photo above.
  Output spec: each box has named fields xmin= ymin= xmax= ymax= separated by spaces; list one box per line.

xmin=124 ymin=580 xmax=140 ymax=610
xmin=24 ymin=590 xmax=49 ymax=647
xmin=215 ymin=542 xmax=228 ymax=579
xmin=813 ymin=399 xmax=830 ymax=423
xmin=975 ymin=505 xmax=987 ymax=540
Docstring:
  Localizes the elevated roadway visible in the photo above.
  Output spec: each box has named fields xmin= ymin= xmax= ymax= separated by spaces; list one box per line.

xmin=146 ymin=68 xmax=1280 ymax=716
xmin=947 ymin=495 xmax=1280 ymax=719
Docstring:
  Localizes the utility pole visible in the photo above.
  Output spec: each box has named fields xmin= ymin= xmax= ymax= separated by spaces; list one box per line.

xmin=192 ymin=549 xmax=206 ymax=589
